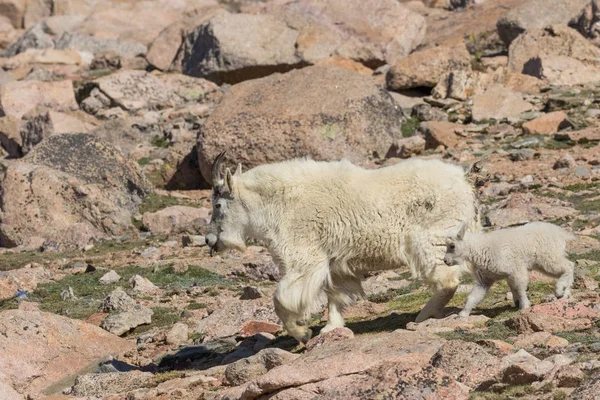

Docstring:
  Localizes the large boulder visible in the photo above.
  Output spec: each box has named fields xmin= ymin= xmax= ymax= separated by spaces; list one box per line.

xmin=387 ymin=43 xmax=471 ymax=91
xmin=55 ymin=32 xmax=148 ymax=59
xmin=249 ymin=0 xmax=426 ymax=67
xmin=146 ymin=3 xmax=225 ymax=71
xmin=197 ymin=65 xmax=404 ymax=183
xmin=72 ymin=0 xmax=207 ymax=46
xmin=0 ymin=80 xmax=77 ymax=119
xmin=508 ymin=25 xmax=600 ymax=75
xmin=182 ymin=12 xmax=303 ymax=84
xmin=497 ymin=0 xmax=590 ymax=45
xmin=239 ymin=330 xmax=467 ymax=399
xmin=0 ymin=310 xmax=134 ymax=397
xmin=80 ymin=70 xmax=220 ymax=114
xmin=0 ymin=133 xmax=152 ymax=248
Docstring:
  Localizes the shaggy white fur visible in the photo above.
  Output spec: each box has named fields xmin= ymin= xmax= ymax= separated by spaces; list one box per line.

xmin=445 ymin=221 xmax=576 ymax=317
xmin=207 ymin=157 xmax=480 ymax=343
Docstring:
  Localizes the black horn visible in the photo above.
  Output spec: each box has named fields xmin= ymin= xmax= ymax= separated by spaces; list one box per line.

xmin=211 ymin=151 xmax=227 ymax=187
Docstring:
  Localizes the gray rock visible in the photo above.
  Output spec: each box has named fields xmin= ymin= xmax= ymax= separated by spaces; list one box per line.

xmin=166 ymin=322 xmax=189 ymax=346
xmin=411 ymin=103 xmax=448 ymax=122
xmin=509 ymin=149 xmax=535 ymax=162
xmin=3 ymin=24 xmax=54 ymax=57
xmin=225 ymin=348 xmax=299 ymax=386
xmin=101 ymin=305 xmax=153 ymax=336
xmin=574 ymin=166 xmax=591 ymax=177
xmin=19 ymin=108 xmax=53 ymax=156
xmin=240 ymin=286 xmax=264 ymax=300
xmin=497 ymin=0 xmax=590 ymax=46
xmin=99 ymin=270 xmax=121 ymax=285
xmin=554 ymin=154 xmax=577 ymax=169
xmin=71 ymin=371 xmax=153 ymax=397
xmin=55 ymin=32 xmax=147 ymax=58
xmin=101 ymin=287 xmax=137 ymax=312
xmin=182 ymin=13 xmax=302 ymax=84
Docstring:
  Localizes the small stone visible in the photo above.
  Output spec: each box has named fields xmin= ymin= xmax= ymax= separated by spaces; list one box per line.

xmin=476 ymin=339 xmax=515 ymax=356
xmin=555 ymin=365 xmax=585 ymax=388
xmin=553 ymin=153 xmax=577 ymax=169
xmin=522 ymin=111 xmax=571 ymax=135
xmin=60 ymin=286 xmax=77 ymax=301
xmin=306 ymin=327 xmax=355 ymax=351
xmin=225 ymin=348 xmax=299 ymax=386
xmin=546 ymin=335 xmax=569 ymax=348
xmin=166 ymin=322 xmax=189 ymax=346
xmin=239 ymin=321 xmax=281 ymax=338
xmin=509 ymin=149 xmax=535 ymax=161
xmin=100 ymin=270 xmax=121 ymax=285
xmin=385 ymin=136 xmax=426 ymax=159
xmin=574 ymin=166 xmax=591 ymax=178
xmin=182 ymin=235 xmax=206 ymax=247
xmin=240 ymin=286 xmax=264 ymax=300
xmin=129 ymin=274 xmax=159 ymax=294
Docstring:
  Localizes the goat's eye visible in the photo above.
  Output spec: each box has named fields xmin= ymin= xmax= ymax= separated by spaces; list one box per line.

xmin=449 ymin=244 xmax=455 ymax=250
xmin=215 ymin=203 xmax=222 ymax=209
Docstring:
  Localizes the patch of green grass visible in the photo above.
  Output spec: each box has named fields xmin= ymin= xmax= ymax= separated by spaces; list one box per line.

xmin=151 ymin=135 xmax=171 ymax=148
xmin=555 ymin=328 xmax=600 ymax=345
xmin=138 ymin=157 xmax=151 ymax=166
xmin=188 ymin=332 xmax=205 ymax=343
xmin=470 ymin=384 xmax=536 ymax=399
xmin=187 ymin=302 xmax=207 ymax=310
xmin=138 ymin=193 xmax=200 ymax=215
xmin=0 ymin=250 xmax=77 ymax=271
xmin=23 ymin=264 xmax=230 ymax=321
xmin=132 ymin=306 xmax=180 ymax=334
xmin=401 ymin=116 xmax=420 ymax=138
xmin=386 ymin=288 xmax=432 ymax=314
xmin=367 ymin=281 xmax=421 ymax=304
xmin=438 ymin=320 xmax=516 ymax=343
xmin=564 ymin=182 xmax=600 ymax=192
xmin=543 ymin=139 xmax=575 ymax=150
xmin=553 ymin=391 xmax=567 ymax=400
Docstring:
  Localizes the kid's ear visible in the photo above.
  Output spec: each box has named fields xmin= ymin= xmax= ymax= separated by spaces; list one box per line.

xmin=234 ymin=163 xmax=242 ymax=176
xmin=456 ymin=222 xmax=467 ymax=240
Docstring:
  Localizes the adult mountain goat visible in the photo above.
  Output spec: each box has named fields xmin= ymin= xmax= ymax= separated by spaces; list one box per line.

xmin=205 ymin=153 xmax=480 ymax=343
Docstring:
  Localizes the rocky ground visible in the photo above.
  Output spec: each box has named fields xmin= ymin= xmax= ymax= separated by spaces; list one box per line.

xmin=0 ymin=0 xmax=600 ymax=399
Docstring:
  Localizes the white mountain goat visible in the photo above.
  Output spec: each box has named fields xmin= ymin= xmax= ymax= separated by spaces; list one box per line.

xmin=205 ymin=153 xmax=480 ymax=343
xmin=444 ymin=221 xmax=576 ymax=317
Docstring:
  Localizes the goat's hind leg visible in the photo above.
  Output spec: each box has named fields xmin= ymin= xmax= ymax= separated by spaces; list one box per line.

xmin=459 ymin=280 xmax=492 ymax=317
xmin=508 ymin=272 xmax=530 ymax=310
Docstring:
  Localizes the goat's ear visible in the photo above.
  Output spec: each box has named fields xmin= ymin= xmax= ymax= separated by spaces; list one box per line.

xmin=234 ymin=163 xmax=242 ymax=176
xmin=225 ymin=167 xmax=235 ymax=195
xmin=456 ymin=222 xmax=467 ymax=240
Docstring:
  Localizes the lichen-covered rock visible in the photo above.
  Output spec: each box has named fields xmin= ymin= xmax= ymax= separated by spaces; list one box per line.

xmin=430 ymin=340 xmax=501 ymax=388
xmin=0 ymin=133 xmax=152 ymax=248
xmin=197 ymin=66 xmax=404 ymax=183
